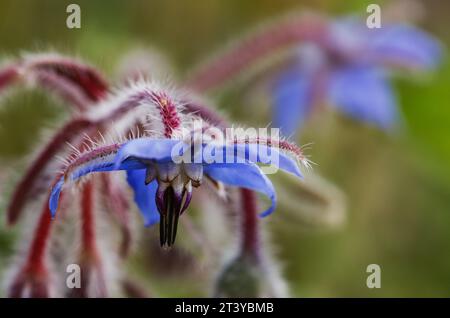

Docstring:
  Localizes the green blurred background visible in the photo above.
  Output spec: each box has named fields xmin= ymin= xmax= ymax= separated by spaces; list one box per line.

xmin=1 ymin=0 xmax=450 ymax=297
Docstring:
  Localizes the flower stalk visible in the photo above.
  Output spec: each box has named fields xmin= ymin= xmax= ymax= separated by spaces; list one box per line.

xmin=69 ymin=180 xmax=107 ymax=297
xmin=239 ymin=189 xmax=261 ymax=261
xmin=8 ymin=194 xmax=56 ymax=297
xmin=186 ymin=13 xmax=328 ymax=91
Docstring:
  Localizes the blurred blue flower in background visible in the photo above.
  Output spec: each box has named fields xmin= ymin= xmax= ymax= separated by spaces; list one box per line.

xmin=272 ymin=18 xmax=442 ymax=136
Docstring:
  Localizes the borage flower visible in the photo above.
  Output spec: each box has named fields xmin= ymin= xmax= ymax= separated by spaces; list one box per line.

xmin=272 ymin=17 xmax=442 ymax=135
xmin=49 ymin=131 xmax=307 ymax=247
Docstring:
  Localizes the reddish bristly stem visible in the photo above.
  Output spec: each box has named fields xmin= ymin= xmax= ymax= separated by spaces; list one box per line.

xmin=0 ymin=54 xmax=108 ymax=110
xmin=35 ymin=70 xmax=94 ymax=111
xmin=26 ymin=55 xmax=109 ymax=104
xmin=150 ymin=91 xmax=182 ymax=137
xmin=240 ymin=189 xmax=261 ymax=261
xmin=8 ymin=129 xmax=114 ymax=296
xmin=186 ymin=14 xmax=328 ymax=92
xmin=183 ymin=100 xmax=227 ymax=128
xmin=8 ymin=194 xmax=56 ymax=298
xmin=6 ymin=58 xmax=108 ymax=297
xmin=5 ymin=54 xmax=111 ymax=224
xmin=69 ymin=180 xmax=107 ymax=298
xmin=101 ymin=174 xmax=131 ymax=258
xmin=24 ymin=203 xmax=52 ymax=277
xmin=233 ymin=136 xmax=307 ymax=164
xmin=64 ymin=143 xmax=121 ymax=180
xmin=81 ymin=181 xmax=96 ymax=255
xmin=7 ymin=118 xmax=93 ymax=225
xmin=0 ymin=65 xmax=19 ymax=92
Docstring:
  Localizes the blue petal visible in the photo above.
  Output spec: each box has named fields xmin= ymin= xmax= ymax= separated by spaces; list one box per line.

xmin=117 ymin=138 xmax=303 ymax=178
xmin=49 ymin=152 xmax=141 ymax=217
xmin=369 ymin=24 xmax=442 ymax=70
xmin=332 ymin=18 xmax=442 ymax=70
xmin=126 ymin=169 xmax=159 ymax=226
xmin=114 ymin=138 xmax=182 ymax=169
xmin=272 ymin=68 xmax=313 ymax=136
xmin=49 ymin=177 xmax=64 ymax=217
xmin=205 ymin=163 xmax=276 ymax=217
xmin=328 ymin=66 xmax=399 ymax=129
xmin=330 ymin=18 xmax=368 ymax=58
xmin=223 ymin=143 xmax=303 ymax=178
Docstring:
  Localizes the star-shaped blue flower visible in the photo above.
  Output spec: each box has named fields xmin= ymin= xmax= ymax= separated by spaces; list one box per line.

xmin=49 ymin=138 xmax=305 ymax=246
xmin=272 ymin=18 xmax=442 ymax=136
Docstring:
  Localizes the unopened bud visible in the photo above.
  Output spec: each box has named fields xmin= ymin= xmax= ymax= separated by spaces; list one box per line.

xmin=213 ymin=255 xmax=261 ymax=298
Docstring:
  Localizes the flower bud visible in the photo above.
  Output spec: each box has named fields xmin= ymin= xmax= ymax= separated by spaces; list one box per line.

xmin=213 ymin=255 xmax=261 ymax=298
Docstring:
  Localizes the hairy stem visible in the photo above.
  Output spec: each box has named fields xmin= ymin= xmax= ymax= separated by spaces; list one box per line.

xmin=69 ymin=180 xmax=107 ymax=297
xmin=186 ymin=14 xmax=328 ymax=91
xmin=8 ymin=193 xmax=57 ymax=297
xmin=7 ymin=118 xmax=92 ymax=225
xmin=0 ymin=65 xmax=19 ymax=91
xmin=101 ymin=174 xmax=131 ymax=258
xmin=81 ymin=181 xmax=96 ymax=256
xmin=25 ymin=200 xmax=53 ymax=275
xmin=183 ymin=100 xmax=227 ymax=128
xmin=240 ymin=189 xmax=261 ymax=261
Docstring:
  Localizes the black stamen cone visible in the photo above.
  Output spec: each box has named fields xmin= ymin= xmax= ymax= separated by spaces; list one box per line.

xmin=159 ymin=212 xmax=166 ymax=246
xmin=158 ymin=187 xmax=183 ymax=247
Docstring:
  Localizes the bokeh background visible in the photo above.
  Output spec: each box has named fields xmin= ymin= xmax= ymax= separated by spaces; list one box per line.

xmin=1 ymin=0 xmax=450 ymax=297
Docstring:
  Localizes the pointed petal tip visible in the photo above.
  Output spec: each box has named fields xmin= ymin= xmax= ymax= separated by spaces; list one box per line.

xmin=143 ymin=216 xmax=160 ymax=227
xmin=48 ymin=177 xmax=64 ymax=219
xmin=258 ymin=194 xmax=276 ymax=218
xmin=205 ymin=163 xmax=278 ymax=218
xmin=49 ymin=202 xmax=58 ymax=219
xmin=290 ymin=166 xmax=303 ymax=179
